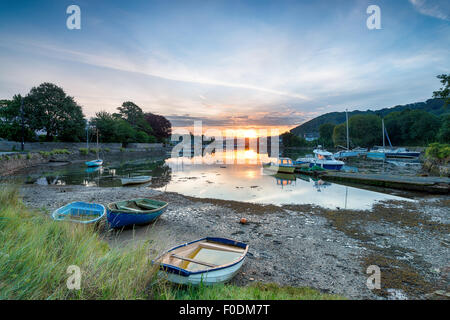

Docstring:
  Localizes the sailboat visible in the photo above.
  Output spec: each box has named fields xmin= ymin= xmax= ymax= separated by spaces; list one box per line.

xmin=367 ymin=120 xmax=420 ymax=160
xmin=85 ymin=128 xmax=103 ymax=167
xmin=334 ymin=109 xmax=366 ymax=159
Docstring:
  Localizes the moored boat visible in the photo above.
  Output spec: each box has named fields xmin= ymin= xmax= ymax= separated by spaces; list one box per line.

xmin=85 ymin=159 xmax=103 ymax=167
xmin=106 ymin=198 xmax=168 ymax=228
xmin=297 ymin=148 xmax=345 ymax=170
xmin=154 ymin=237 xmax=249 ymax=285
xmin=51 ymin=202 xmax=106 ymax=224
xmin=263 ymin=157 xmax=295 ymax=173
xmin=121 ymin=175 xmax=152 ymax=186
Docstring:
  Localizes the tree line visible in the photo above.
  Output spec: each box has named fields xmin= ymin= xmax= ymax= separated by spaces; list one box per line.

xmin=283 ymin=74 xmax=449 ymax=149
xmin=0 ymin=82 xmax=171 ymax=145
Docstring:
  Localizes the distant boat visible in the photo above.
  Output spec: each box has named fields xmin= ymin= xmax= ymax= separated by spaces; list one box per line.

xmin=367 ymin=119 xmax=420 ymax=160
xmin=106 ymin=198 xmax=168 ymax=228
xmin=52 ymin=202 xmax=106 ymax=224
xmin=86 ymin=128 xmax=103 ymax=167
xmin=263 ymin=157 xmax=296 ymax=173
xmin=85 ymin=159 xmax=103 ymax=167
xmin=297 ymin=147 xmax=345 ymax=170
xmin=154 ymin=237 xmax=249 ymax=285
xmin=121 ymin=175 xmax=152 ymax=186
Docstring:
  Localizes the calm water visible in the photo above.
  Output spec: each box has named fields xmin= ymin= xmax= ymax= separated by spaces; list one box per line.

xmin=6 ymin=152 xmax=414 ymax=210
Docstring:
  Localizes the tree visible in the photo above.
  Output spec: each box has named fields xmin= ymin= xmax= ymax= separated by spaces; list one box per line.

xmin=437 ymin=114 xmax=450 ymax=143
xmin=433 ymin=74 xmax=449 ymax=107
xmin=318 ymin=123 xmax=335 ymax=147
xmin=117 ymin=101 xmax=144 ymax=127
xmin=0 ymin=96 xmax=36 ymax=142
xmin=348 ymin=114 xmax=382 ymax=147
xmin=23 ymin=83 xmax=86 ymax=141
xmin=144 ymin=112 xmax=172 ymax=141
xmin=281 ymin=132 xmax=307 ymax=147
xmin=332 ymin=123 xmax=346 ymax=147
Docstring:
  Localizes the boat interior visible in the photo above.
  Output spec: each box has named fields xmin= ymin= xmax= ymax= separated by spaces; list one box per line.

xmin=160 ymin=239 xmax=248 ymax=272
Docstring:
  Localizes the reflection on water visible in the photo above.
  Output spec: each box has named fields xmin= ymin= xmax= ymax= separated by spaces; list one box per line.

xmin=158 ymin=156 xmax=413 ymax=210
xmin=5 ymin=151 xmax=415 ymax=210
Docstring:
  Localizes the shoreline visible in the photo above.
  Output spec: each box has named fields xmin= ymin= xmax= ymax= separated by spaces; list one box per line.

xmin=18 ymin=183 xmax=449 ymax=300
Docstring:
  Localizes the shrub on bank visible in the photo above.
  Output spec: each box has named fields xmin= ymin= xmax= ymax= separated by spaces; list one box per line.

xmin=425 ymin=143 xmax=450 ymax=163
xmin=79 ymin=148 xmax=89 ymax=155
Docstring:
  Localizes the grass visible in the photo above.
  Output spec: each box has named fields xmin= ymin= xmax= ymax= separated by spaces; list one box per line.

xmin=153 ymin=282 xmax=345 ymax=300
xmin=0 ymin=185 xmax=157 ymax=299
xmin=79 ymin=148 xmax=89 ymax=155
xmin=0 ymin=186 xmax=345 ymax=300
xmin=39 ymin=149 xmax=71 ymax=157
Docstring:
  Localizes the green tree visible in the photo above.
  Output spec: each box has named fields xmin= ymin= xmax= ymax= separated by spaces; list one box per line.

xmin=117 ymin=101 xmax=144 ymax=127
xmin=438 ymin=114 xmax=450 ymax=143
xmin=0 ymin=96 xmax=36 ymax=142
xmin=318 ymin=123 xmax=335 ymax=147
xmin=23 ymin=83 xmax=86 ymax=141
xmin=433 ymin=74 xmax=449 ymax=107
xmin=348 ymin=114 xmax=382 ymax=147
xmin=281 ymin=132 xmax=307 ymax=147
xmin=332 ymin=123 xmax=346 ymax=147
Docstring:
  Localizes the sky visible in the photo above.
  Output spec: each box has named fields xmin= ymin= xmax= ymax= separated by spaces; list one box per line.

xmin=0 ymin=0 xmax=449 ymax=133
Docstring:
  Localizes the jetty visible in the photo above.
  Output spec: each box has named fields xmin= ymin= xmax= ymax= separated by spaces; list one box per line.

xmin=295 ymin=169 xmax=449 ymax=194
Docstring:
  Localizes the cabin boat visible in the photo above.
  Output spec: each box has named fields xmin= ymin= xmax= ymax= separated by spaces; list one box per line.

xmin=154 ymin=237 xmax=249 ymax=285
xmin=106 ymin=198 xmax=168 ymax=228
xmin=263 ymin=157 xmax=296 ymax=173
xmin=297 ymin=148 xmax=344 ymax=170
xmin=121 ymin=175 xmax=152 ymax=186
xmin=51 ymin=202 xmax=106 ymax=224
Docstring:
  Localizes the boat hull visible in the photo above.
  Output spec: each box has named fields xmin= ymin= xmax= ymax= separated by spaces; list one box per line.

xmin=366 ymin=152 xmax=386 ymax=160
xmin=309 ymin=162 xmax=344 ymax=170
xmin=52 ymin=202 xmax=106 ymax=224
xmin=106 ymin=199 xmax=168 ymax=228
xmin=385 ymin=152 xmax=420 ymax=159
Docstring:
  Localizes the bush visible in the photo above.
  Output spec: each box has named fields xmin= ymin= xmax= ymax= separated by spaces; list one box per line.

xmin=51 ymin=149 xmax=70 ymax=155
xmin=103 ymin=147 xmax=110 ymax=153
xmin=79 ymin=148 xmax=89 ymax=155
xmin=425 ymin=143 xmax=450 ymax=162
xmin=26 ymin=153 xmax=31 ymax=160
xmin=89 ymin=148 xmax=99 ymax=154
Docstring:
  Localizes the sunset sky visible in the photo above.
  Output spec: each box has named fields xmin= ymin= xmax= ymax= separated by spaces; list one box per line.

xmin=0 ymin=0 xmax=449 ymax=133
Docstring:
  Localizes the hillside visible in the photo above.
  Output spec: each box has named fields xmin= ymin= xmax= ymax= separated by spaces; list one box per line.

xmin=290 ymin=98 xmax=446 ymax=137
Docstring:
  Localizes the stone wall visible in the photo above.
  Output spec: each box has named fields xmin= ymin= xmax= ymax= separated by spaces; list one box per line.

xmin=0 ymin=141 xmax=123 ymax=152
xmin=0 ymin=141 xmax=167 ymax=152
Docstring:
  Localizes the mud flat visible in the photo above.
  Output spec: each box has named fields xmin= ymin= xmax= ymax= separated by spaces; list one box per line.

xmin=19 ymin=184 xmax=449 ymax=300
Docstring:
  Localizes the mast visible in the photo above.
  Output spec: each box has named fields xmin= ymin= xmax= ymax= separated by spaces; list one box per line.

xmin=382 ymin=118 xmax=385 ymax=149
xmin=346 ymin=109 xmax=349 ymax=150
xmin=96 ymin=129 xmax=99 ymax=159
xmin=86 ymin=121 xmax=89 ymax=150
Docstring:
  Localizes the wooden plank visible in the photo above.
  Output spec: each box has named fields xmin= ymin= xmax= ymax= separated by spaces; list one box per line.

xmin=170 ymin=254 xmax=218 ymax=268
xmin=199 ymin=242 xmax=245 ymax=254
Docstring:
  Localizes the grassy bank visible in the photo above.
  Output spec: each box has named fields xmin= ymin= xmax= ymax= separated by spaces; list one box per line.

xmin=0 ymin=186 xmax=344 ymax=300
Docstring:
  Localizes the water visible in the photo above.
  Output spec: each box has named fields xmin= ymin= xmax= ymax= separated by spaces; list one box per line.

xmin=5 ymin=152 xmax=415 ymax=210
xmin=157 ymin=157 xmax=412 ymax=210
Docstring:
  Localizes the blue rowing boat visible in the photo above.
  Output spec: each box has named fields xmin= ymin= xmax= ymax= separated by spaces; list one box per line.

xmin=154 ymin=237 xmax=249 ymax=285
xmin=106 ymin=198 xmax=168 ymax=228
xmin=51 ymin=202 xmax=106 ymax=224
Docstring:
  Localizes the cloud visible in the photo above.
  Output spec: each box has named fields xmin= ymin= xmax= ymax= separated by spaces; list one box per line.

xmin=409 ymin=0 xmax=450 ymax=21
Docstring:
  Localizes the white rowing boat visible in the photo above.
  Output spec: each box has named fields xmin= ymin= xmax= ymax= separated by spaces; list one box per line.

xmin=154 ymin=237 xmax=249 ymax=285
xmin=120 ymin=175 xmax=152 ymax=186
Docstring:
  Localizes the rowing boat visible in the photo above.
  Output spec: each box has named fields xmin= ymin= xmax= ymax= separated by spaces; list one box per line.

xmin=51 ymin=202 xmax=106 ymax=224
xmin=120 ymin=175 xmax=152 ymax=186
xmin=106 ymin=198 xmax=168 ymax=228
xmin=85 ymin=159 xmax=103 ymax=167
xmin=155 ymin=237 xmax=248 ymax=285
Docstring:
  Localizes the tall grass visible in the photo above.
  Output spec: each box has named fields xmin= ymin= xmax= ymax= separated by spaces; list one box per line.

xmin=153 ymin=282 xmax=345 ymax=300
xmin=0 ymin=186 xmax=157 ymax=299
